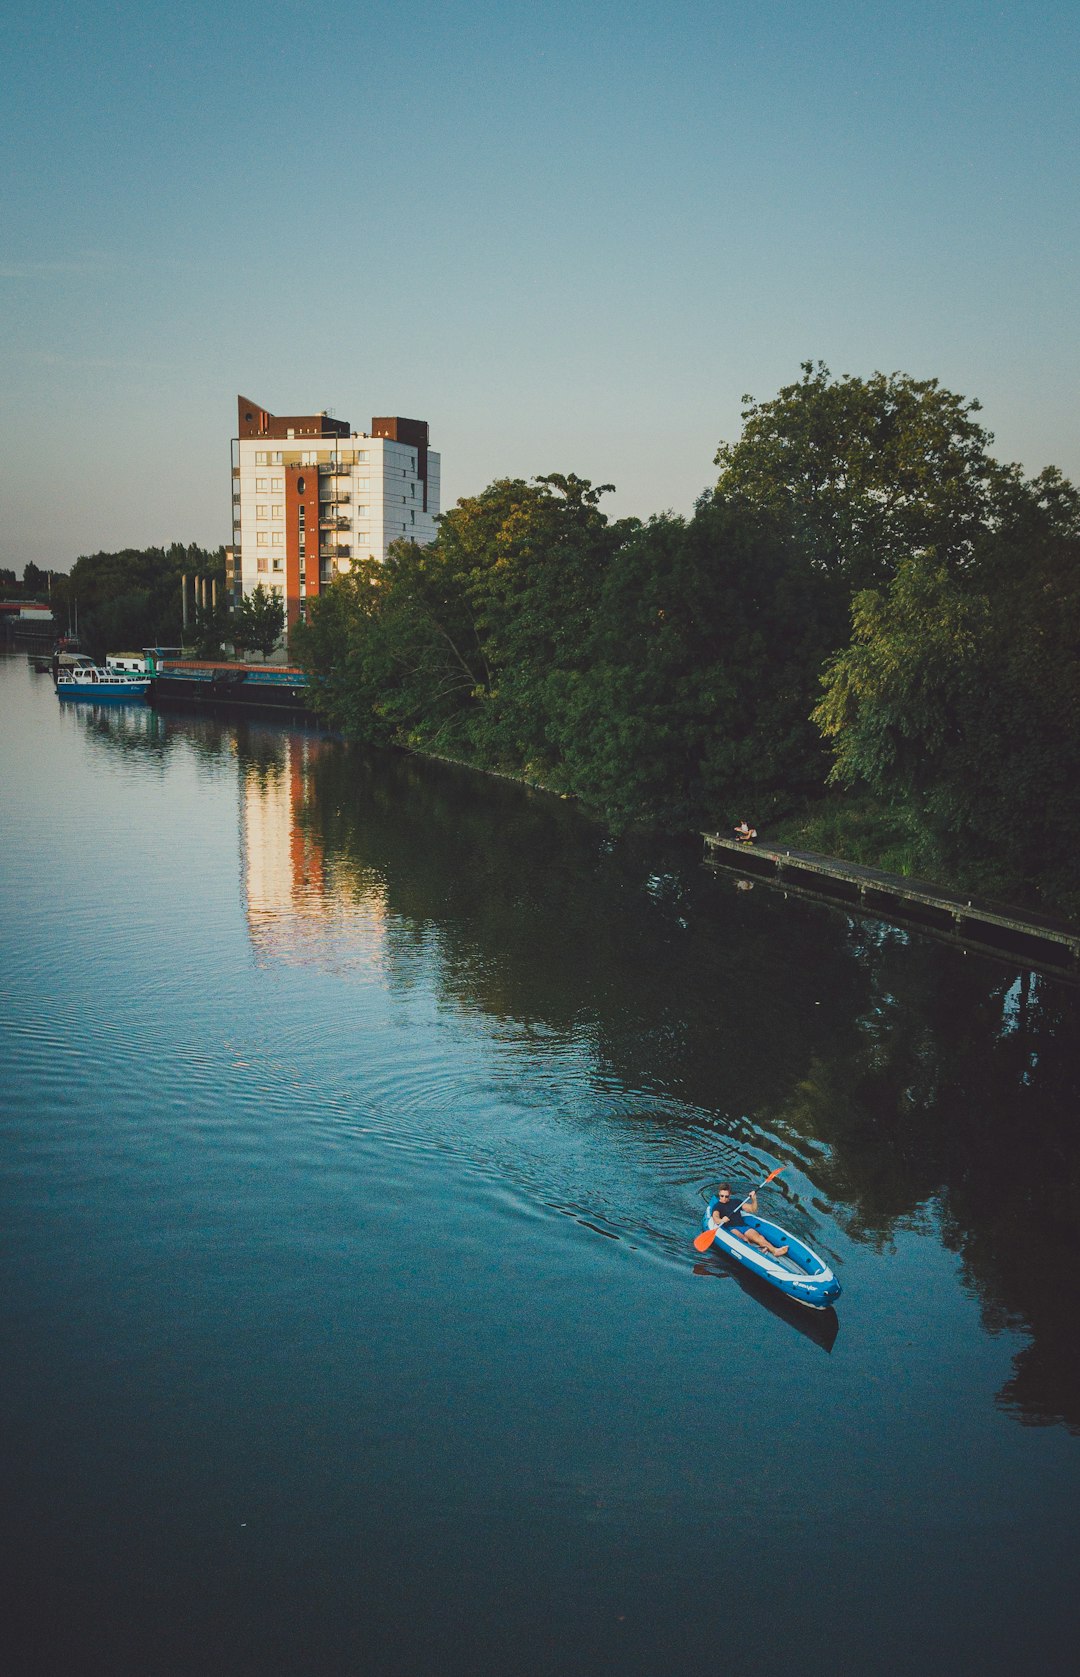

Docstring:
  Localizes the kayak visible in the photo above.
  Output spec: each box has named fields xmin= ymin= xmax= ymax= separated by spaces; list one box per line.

xmin=701 ymin=1199 xmax=841 ymax=1309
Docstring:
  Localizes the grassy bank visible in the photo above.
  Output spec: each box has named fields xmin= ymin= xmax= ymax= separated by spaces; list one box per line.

xmin=762 ymin=794 xmax=1079 ymax=925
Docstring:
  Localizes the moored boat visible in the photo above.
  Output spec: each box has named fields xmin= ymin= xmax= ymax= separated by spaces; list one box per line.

xmin=701 ymin=1197 xmax=841 ymax=1309
xmin=56 ymin=665 xmax=150 ymax=701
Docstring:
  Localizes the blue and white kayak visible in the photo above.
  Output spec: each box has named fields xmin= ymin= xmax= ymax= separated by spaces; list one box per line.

xmin=701 ymin=1201 xmax=841 ymax=1310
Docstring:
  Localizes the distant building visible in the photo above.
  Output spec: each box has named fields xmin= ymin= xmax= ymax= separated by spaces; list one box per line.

xmin=231 ymin=396 xmax=441 ymax=637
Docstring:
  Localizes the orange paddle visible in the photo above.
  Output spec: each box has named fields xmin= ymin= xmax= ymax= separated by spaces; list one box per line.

xmin=693 ymin=1166 xmax=786 ymax=1251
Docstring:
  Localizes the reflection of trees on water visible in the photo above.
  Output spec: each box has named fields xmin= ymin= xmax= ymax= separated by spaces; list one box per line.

xmin=285 ymin=738 xmax=1080 ymax=1433
xmin=77 ymin=704 xmax=333 ymax=783
xmin=68 ymin=701 xmax=173 ymax=761
xmin=765 ymin=933 xmax=1080 ymax=1431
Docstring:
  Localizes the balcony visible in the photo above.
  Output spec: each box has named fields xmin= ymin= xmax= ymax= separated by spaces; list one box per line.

xmin=320 ymin=542 xmax=351 ymax=559
xmin=320 ymin=491 xmax=351 ymax=506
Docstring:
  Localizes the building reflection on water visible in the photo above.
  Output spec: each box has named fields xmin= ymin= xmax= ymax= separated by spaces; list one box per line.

xmin=240 ymin=731 xmax=388 ymax=975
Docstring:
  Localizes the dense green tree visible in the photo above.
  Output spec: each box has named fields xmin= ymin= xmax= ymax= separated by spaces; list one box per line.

xmin=63 ymin=542 xmax=224 ymax=656
xmin=714 ymin=361 xmax=1004 ymax=589
xmin=232 ymin=583 xmax=285 ymax=659
xmin=814 ymin=467 xmax=1080 ymax=901
xmin=22 ymin=560 xmax=48 ymax=595
xmin=296 ymin=476 xmax=637 ymax=775
xmin=424 ymin=474 xmax=635 ymax=771
xmin=190 ymin=600 xmax=235 ymax=659
xmin=550 ymin=498 xmax=842 ymax=827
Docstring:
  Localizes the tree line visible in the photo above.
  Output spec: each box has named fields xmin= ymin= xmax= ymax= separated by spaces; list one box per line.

xmin=48 ymin=545 xmax=285 ymax=660
xmin=1 ymin=561 xmax=53 ymax=595
xmin=284 ymin=362 xmax=1077 ymax=914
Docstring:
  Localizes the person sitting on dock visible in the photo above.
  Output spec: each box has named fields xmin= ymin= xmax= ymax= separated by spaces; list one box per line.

xmin=733 ymin=820 xmax=757 ymax=843
xmin=708 ymin=1183 xmax=788 ymax=1257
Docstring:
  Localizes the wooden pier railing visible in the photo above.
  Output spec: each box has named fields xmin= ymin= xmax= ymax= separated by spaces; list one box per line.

xmin=703 ymin=835 xmax=1080 ymax=977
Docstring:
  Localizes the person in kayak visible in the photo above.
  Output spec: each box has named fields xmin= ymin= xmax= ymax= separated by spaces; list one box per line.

xmin=708 ymin=1183 xmax=788 ymax=1257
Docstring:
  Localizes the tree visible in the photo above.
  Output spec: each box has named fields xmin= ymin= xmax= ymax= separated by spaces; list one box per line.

xmin=232 ymin=584 xmax=285 ymax=658
xmin=23 ymin=560 xmax=48 ymax=595
xmin=293 ymin=476 xmax=639 ymax=774
xmin=550 ymin=498 xmax=841 ymax=828
xmin=813 ymin=468 xmax=1080 ymax=902
xmin=190 ymin=600 xmax=234 ymax=659
xmin=65 ymin=542 xmax=225 ymax=655
xmin=714 ymin=362 xmax=1004 ymax=590
xmin=427 ymin=474 xmax=637 ymax=772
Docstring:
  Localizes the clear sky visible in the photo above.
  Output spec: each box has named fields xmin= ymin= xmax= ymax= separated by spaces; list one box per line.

xmin=2 ymin=0 xmax=1078 ymax=572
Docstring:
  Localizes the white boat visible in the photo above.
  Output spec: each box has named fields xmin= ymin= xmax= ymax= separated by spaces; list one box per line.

xmin=105 ymin=654 xmax=151 ymax=675
xmin=56 ymin=665 xmax=150 ymax=701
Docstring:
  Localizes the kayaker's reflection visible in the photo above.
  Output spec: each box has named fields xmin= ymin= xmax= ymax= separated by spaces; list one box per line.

xmin=708 ymin=1183 xmax=789 ymax=1257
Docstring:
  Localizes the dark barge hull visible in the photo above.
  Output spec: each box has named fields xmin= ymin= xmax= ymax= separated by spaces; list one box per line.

xmin=149 ymin=669 xmax=315 ymax=718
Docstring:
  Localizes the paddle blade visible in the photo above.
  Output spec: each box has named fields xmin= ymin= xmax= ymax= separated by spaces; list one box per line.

xmin=763 ymin=1167 xmax=785 ymax=1184
xmin=693 ymin=1226 xmax=717 ymax=1252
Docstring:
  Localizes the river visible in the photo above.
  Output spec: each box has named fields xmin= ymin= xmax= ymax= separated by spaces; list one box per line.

xmin=2 ymin=652 xmax=1079 ymax=1676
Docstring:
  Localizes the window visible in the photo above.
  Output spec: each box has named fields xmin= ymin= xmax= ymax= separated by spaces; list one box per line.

xmin=255 ymin=451 xmax=268 ymax=465
xmin=410 ymin=510 xmax=415 ymax=524
xmin=271 ymin=451 xmax=283 ymax=465
xmin=256 ymin=505 xmax=267 ymax=520
xmin=272 ymin=531 xmax=283 ymax=546
xmin=256 ymin=478 xmax=268 ymax=492
xmin=257 ymin=555 xmax=268 ymax=572
xmin=355 ymin=504 xmax=368 ymax=515
xmin=273 ymin=558 xmax=283 ymax=571
xmin=272 ymin=504 xmax=283 ymax=518
xmin=272 ymin=476 xmax=284 ymax=490
xmin=356 ymin=451 xmax=368 ymax=462
xmin=256 ymin=532 xmax=268 ymax=547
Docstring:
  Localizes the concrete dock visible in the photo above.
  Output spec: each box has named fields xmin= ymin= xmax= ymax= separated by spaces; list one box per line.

xmin=703 ymin=834 xmax=1080 ymax=979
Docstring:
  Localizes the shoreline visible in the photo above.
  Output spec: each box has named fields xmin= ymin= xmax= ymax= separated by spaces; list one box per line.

xmin=704 ymin=833 xmax=1079 ymax=981
xmin=404 ymin=739 xmax=1080 ymax=977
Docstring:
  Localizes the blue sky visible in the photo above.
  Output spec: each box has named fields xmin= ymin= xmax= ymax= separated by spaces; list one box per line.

xmin=2 ymin=0 xmax=1078 ymax=571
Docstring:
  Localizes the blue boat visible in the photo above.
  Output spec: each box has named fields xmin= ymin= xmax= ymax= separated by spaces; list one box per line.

xmin=56 ymin=665 xmax=150 ymax=701
xmin=701 ymin=1197 xmax=841 ymax=1309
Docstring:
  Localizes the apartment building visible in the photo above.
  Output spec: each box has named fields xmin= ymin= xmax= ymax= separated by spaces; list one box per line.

xmin=231 ymin=395 xmax=441 ymax=636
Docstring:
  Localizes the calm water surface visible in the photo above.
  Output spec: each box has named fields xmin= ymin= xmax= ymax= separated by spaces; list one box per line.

xmin=2 ymin=653 xmax=1079 ymax=1676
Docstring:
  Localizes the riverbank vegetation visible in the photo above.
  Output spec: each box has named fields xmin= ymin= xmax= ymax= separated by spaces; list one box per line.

xmin=293 ymin=364 xmax=1080 ymax=918
xmin=50 ymin=543 xmax=227 ymax=656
